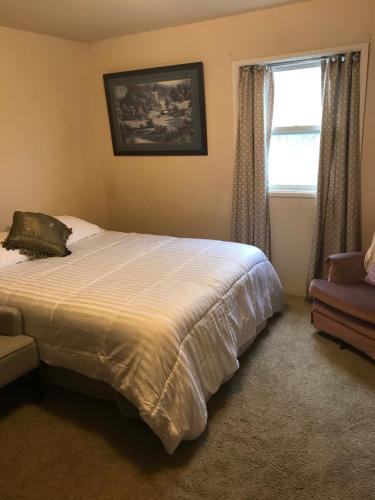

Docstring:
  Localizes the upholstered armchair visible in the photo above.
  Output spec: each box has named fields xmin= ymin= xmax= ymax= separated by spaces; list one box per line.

xmin=309 ymin=251 xmax=375 ymax=360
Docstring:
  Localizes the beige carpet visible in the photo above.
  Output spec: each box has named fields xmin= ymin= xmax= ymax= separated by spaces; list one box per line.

xmin=1 ymin=296 xmax=374 ymax=500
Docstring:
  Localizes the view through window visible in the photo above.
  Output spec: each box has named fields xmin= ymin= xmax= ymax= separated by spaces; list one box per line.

xmin=268 ymin=61 xmax=322 ymax=193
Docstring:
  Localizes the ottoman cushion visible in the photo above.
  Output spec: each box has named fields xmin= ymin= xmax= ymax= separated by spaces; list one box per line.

xmin=0 ymin=335 xmax=39 ymax=388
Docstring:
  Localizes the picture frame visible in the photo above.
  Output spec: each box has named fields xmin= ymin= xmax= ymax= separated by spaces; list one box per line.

xmin=103 ymin=62 xmax=208 ymax=156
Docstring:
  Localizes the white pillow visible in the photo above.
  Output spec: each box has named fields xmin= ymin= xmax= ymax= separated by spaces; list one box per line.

xmin=0 ymin=232 xmax=29 ymax=269
xmin=364 ymin=232 xmax=375 ymax=272
xmin=55 ymin=216 xmax=103 ymax=245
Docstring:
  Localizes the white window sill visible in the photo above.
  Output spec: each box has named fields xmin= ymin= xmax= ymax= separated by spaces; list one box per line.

xmin=269 ymin=190 xmax=317 ymax=198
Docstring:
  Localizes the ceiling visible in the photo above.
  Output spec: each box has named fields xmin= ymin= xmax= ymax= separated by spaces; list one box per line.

xmin=0 ymin=0 xmax=309 ymax=42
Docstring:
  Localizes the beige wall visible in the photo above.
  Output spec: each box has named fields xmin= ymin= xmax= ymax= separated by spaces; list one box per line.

xmin=0 ymin=27 xmax=107 ymax=231
xmin=89 ymin=0 xmax=375 ymax=295
xmin=270 ymin=196 xmax=316 ymax=295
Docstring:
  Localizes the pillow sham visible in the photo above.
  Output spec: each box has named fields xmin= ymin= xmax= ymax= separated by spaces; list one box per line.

xmin=55 ymin=215 xmax=103 ymax=245
xmin=2 ymin=212 xmax=72 ymax=258
xmin=0 ymin=232 xmax=29 ymax=269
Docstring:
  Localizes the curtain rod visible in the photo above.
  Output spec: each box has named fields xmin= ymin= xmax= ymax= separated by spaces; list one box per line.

xmin=270 ymin=57 xmax=322 ymax=69
xmin=269 ymin=49 xmax=360 ymax=69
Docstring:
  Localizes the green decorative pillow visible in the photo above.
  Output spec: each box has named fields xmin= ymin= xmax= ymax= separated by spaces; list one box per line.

xmin=2 ymin=211 xmax=72 ymax=258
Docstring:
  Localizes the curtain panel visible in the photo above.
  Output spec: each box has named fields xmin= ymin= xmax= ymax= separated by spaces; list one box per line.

xmin=231 ymin=65 xmax=274 ymax=258
xmin=306 ymin=52 xmax=361 ymax=297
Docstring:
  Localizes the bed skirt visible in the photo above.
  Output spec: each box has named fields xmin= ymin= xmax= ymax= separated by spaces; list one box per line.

xmin=40 ymin=363 xmax=139 ymax=418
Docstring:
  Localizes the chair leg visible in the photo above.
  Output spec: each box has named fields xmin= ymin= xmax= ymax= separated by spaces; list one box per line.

xmin=24 ymin=367 xmax=44 ymax=403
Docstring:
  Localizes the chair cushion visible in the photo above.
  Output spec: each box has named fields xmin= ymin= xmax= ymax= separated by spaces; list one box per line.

xmin=0 ymin=335 xmax=35 ymax=358
xmin=310 ymin=279 xmax=375 ymax=325
xmin=0 ymin=335 xmax=39 ymax=387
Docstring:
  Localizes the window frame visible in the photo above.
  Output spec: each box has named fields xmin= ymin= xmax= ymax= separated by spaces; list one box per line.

xmin=232 ymin=43 xmax=369 ymax=198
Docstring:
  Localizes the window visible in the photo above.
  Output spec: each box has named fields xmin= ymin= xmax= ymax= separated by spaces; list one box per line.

xmin=268 ymin=61 xmax=322 ymax=194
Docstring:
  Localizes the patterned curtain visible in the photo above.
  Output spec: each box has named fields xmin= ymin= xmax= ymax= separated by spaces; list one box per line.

xmin=306 ymin=52 xmax=361 ymax=296
xmin=231 ymin=65 xmax=274 ymax=258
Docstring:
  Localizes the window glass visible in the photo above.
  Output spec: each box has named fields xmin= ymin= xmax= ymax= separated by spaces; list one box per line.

xmin=272 ymin=66 xmax=322 ymax=127
xmin=269 ymin=133 xmax=320 ymax=188
xmin=269 ymin=64 xmax=322 ymax=192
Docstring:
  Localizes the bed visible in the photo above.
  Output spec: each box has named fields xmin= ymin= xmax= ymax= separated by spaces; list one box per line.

xmin=0 ymin=230 xmax=283 ymax=453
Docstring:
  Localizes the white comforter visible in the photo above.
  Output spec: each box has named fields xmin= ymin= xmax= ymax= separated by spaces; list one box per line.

xmin=0 ymin=231 xmax=283 ymax=452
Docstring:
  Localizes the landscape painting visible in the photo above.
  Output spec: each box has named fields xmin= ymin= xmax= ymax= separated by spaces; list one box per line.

xmin=104 ymin=62 xmax=207 ymax=156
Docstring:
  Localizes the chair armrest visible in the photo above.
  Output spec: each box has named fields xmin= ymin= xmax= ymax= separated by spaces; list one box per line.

xmin=327 ymin=251 xmax=366 ymax=284
xmin=0 ymin=306 xmax=24 ymax=336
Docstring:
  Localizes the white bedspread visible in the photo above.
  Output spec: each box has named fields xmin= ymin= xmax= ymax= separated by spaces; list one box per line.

xmin=0 ymin=231 xmax=283 ymax=452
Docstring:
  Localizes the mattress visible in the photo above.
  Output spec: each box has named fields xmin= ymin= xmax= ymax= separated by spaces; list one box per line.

xmin=0 ymin=231 xmax=284 ymax=452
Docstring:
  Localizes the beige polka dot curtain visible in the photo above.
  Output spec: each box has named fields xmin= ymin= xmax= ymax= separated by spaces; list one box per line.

xmin=231 ymin=65 xmax=274 ymax=258
xmin=306 ymin=52 xmax=361 ymax=297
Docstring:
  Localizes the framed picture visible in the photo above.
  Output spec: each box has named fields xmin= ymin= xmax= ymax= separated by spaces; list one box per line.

xmin=103 ymin=62 xmax=208 ymax=156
